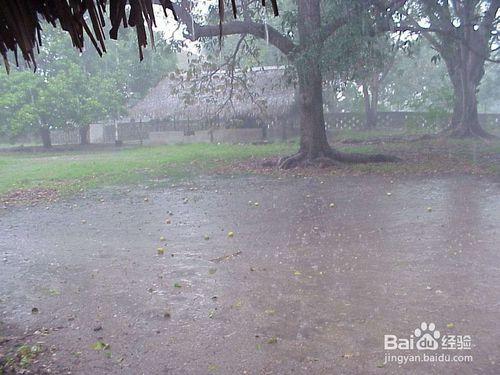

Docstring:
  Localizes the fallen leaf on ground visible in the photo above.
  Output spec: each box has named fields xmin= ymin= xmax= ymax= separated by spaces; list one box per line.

xmin=210 ymin=251 xmax=242 ymax=263
xmin=91 ymin=341 xmax=110 ymax=351
xmin=208 ymin=364 xmax=219 ymax=373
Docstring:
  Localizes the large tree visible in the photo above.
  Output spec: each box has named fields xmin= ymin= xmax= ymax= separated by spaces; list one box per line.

xmin=168 ymin=0 xmax=401 ymax=168
xmin=0 ymin=72 xmax=42 ymax=144
xmin=397 ymin=0 xmax=500 ymax=138
xmin=0 ymin=64 xmax=109 ymax=148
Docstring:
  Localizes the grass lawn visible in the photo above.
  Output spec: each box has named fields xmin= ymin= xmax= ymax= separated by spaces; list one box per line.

xmin=1 ymin=134 xmax=499 ymax=200
xmin=0 ymin=143 xmax=295 ymax=196
xmin=332 ymin=137 xmax=500 ymax=175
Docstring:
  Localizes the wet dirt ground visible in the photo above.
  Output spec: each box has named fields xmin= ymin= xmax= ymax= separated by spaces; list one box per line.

xmin=1 ymin=174 xmax=499 ymax=374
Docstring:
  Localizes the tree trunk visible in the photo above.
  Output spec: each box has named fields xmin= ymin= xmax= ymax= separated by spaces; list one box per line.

xmin=279 ymin=0 xmax=398 ymax=168
xmin=295 ymin=0 xmax=330 ymax=158
xmin=79 ymin=125 xmax=90 ymax=145
xmin=371 ymin=83 xmax=379 ymax=128
xmin=449 ymin=77 xmax=463 ymax=130
xmin=440 ymin=6 xmax=492 ymax=139
xmin=363 ymin=84 xmax=372 ymax=129
xmin=297 ymin=62 xmax=332 ymax=157
xmin=447 ymin=66 xmax=490 ymax=138
xmin=40 ymin=126 xmax=52 ymax=148
xmin=278 ymin=0 xmax=331 ymax=168
xmin=362 ymin=84 xmax=378 ymax=129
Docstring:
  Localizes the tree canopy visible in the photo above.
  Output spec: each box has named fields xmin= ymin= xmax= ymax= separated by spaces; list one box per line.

xmin=0 ymin=26 xmax=176 ymax=146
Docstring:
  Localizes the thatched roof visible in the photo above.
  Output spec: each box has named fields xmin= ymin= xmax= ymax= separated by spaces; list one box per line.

xmin=0 ymin=0 xmax=279 ymax=71
xmin=129 ymin=66 xmax=298 ymax=120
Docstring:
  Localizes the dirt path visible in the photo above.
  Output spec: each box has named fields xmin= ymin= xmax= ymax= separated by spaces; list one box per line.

xmin=1 ymin=175 xmax=499 ymax=374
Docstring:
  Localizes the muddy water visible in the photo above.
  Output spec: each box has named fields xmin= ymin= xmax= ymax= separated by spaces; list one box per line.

xmin=0 ymin=175 xmax=499 ymax=374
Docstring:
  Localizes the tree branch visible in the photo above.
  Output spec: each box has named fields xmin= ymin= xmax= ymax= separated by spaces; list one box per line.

xmin=479 ymin=0 xmax=500 ymax=38
xmin=171 ymin=2 xmax=296 ymax=56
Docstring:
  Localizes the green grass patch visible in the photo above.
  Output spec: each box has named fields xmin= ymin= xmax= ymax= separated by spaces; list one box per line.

xmin=0 ymin=142 xmax=295 ymax=195
xmin=1 ymin=135 xmax=498 ymax=198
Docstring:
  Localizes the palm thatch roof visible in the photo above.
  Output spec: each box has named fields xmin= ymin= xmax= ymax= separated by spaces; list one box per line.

xmin=0 ymin=0 xmax=279 ymax=71
xmin=130 ymin=66 xmax=297 ymax=121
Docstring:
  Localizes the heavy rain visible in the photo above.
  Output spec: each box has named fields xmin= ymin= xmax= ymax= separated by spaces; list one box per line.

xmin=0 ymin=1 xmax=499 ymax=374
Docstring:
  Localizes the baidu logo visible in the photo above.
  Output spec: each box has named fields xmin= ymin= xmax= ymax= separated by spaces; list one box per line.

xmin=384 ymin=322 xmax=471 ymax=351
xmin=414 ymin=322 xmax=440 ymax=350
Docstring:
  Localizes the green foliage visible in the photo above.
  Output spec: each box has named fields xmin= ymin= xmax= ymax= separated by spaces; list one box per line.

xmin=390 ymin=43 xmax=454 ymax=113
xmin=0 ymin=72 xmax=40 ymax=139
xmin=331 ymin=42 xmax=454 ymax=114
xmin=0 ymin=25 xmax=176 ymax=143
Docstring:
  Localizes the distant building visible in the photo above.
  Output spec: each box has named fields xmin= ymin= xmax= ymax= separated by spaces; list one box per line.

xmin=129 ymin=66 xmax=298 ymax=128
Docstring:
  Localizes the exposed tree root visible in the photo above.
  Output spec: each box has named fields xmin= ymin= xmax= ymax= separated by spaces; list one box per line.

xmin=278 ymin=151 xmax=307 ymax=169
xmin=440 ymin=126 xmax=497 ymax=140
xmin=278 ymin=147 xmax=400 ymax=169
xmin=331 ymin=150 xmax=401 ymax=164
xmin=339 ymin=134 xmax=434 ymax=145
xmin=338 ymin=128 xmax=496 ymax=147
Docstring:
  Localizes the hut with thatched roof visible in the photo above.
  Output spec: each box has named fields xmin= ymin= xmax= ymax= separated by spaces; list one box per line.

xmin=129 ymin=66 xmax=298 ymax=130
xmin=87 ymin=66 xmax=300 ymax=145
